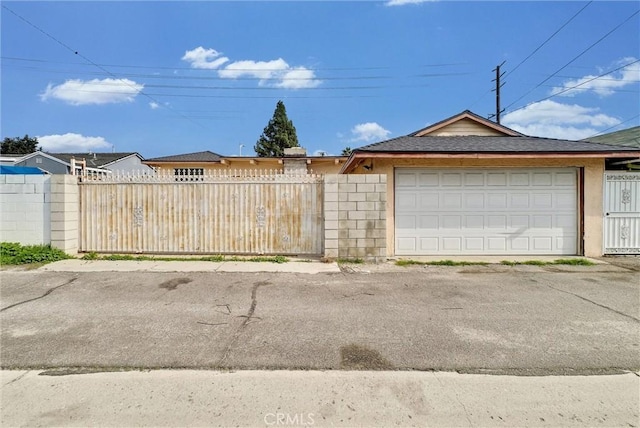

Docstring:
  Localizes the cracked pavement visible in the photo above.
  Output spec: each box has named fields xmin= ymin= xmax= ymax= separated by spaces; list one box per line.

xmin=1 ymin=265 xmax=638 ymax=374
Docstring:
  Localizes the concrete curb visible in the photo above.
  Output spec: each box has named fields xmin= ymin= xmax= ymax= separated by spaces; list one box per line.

xmin=38 ymin=259 xmax=341 ymax=274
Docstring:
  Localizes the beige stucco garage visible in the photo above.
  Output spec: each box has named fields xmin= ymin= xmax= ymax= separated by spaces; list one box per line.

xmin=342 ymin=111 xmax=640 ymax=258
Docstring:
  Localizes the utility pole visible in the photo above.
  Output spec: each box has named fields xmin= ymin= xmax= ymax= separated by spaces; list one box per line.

xmin=490 ymin=61 xmax=506 ymax=124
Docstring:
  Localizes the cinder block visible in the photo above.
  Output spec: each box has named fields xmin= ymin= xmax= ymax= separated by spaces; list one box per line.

xmin=0 ymin=175 xmax=5 ymax=184
xmin=338 ymin=211 xmax=348 ymax=220
xmin=325 ymin=220 xmax=339 ymax=230
xmin=325 ymin=229 xmax=339 ymax=240
xmin=337 ymin=175 xmax=348 ymax=183
xmin=339 ymin=220 xmax=357 ymax=230
xmin=339 ymin=229 xmax=349 ymax=239
xmin=339 ymin=238 xmax=357 ymax=248
xmin=380 ymin=192 xmax=387 ymax=202
xmin=50 ymin=202 xmax=66 ymax=213
xmin=1 ymin=221 xmax=17 ymax=231
xmin=338 ymin=192 xmax=349 ymax=202
xmin=365 ymin=175 xmax=380 ymax=183
xmin=379 ymin=174 xmax=387 ymax=184
xmin=366 ymin=192 xmax=381 ymax=202
xmin=325 ymin=239 xmax=338 ymax=250
xmin=325 ymin=183 xmax=338 ymax=193
xmin=379 ymin=211 xmax=386 ymax=220
xmin=357 ymin=238 xmax=376 ymax=247
xmin=348 ymin=247 xmax=366 ymax=258
xmin=374 ymin=184 xmax=386 ymax=192
xmin=375 ymin=220 xmax=386 ymax=229
xmin=24 ymin=175 xmax=46 ymax=184
xmin=324 ymin=175 xmax=339 ymax=184
xmin=347 ymin=174 xmax=366 ymax=184
xmin=348 ymin=211 xmax=366 ymax=220
xmin=325 ymin=248 xmax=339 ymax=258
xmin=5 ymin=175 xmax=25 ymax=184
xmin=348 ymin=229 xmax=367 ymax=239
xmin=357 ymin=201 xmax=376 ymax=211
xmin=356 ymin=183 xmax=375 ymax=193
xmin=338 ymin=201 xmax=357 ymax=211
xmin=325 ymin=201 xmax=338 ymax=212
xmin=338 ymin=183 xmax=356 ymax=193
xmin=356 ymin=220 xmax=374 ymax=229
xmin=325 ymin=211 xmax=338 ymax=221
xmin=375 ymin=238 xmax=387 ymax=247
xmin=325 ymin=192 xmax=338 ymax=202
xmin=347 ymin=192 xmax=366 ymax=202
xmin=364 ymin=211 xmax=380 ymax=220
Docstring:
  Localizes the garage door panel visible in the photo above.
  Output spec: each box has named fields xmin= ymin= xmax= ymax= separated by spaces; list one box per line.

xmin=395 ymin=168 xmax=578 ymax=255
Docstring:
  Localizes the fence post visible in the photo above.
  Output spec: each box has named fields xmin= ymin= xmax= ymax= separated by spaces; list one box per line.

xmin=50 ymin=175 xmax=79 ymax=255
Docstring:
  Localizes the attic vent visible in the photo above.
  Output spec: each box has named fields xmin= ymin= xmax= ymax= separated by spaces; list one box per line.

xmin=36 ymin=158 xmax=42 ymax=164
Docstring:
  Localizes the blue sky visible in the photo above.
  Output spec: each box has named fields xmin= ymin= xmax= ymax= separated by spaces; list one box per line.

xmin=2 ymin=1 xmax=639 ymax=158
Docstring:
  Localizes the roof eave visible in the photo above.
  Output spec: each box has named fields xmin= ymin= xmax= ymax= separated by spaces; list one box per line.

xmin=341 ymin=150 xmax=640 ymax=173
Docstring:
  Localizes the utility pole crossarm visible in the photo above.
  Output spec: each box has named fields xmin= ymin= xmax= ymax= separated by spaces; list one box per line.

xmin=492 ymin=61 xmax=506 ymax=124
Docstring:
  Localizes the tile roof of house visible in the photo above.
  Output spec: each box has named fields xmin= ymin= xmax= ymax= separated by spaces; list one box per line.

xmin=144 ymin=151 xmax=223 ymax=162
xmin=49 ymin=152 xmax=140 ymax=168
xmin=355 ymin=135 xmax=639 ymax=153
xmin=582 ymin=126 xmax=640 ymax=148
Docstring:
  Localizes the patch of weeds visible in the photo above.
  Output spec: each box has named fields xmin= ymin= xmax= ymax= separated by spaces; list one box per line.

xmin=337 ymin=258 xmax=364 ymax=264
xmin=395 ymin=259 xmax=425 ymax=266
xmin=396 ymin=259 xmax=487 ymax=267
xmin=81 ymin=252 xmax=99 ymax=260
xmin=522 ymin=260 xmax=547 ymax=266
xmin=245 ymin=255 xmax=288 ymax=264
xmin=501 ymin=258 xmax=595 ymax=267
xmin=0 ymin=242 xmax=72 ymax=265
xmin=102 ymin=254 xmax=139 ymax=261
xmin=554 ymin=258 xmax=595 ymax=266
xmin=200 ymin=255 xmax=225 ymax=262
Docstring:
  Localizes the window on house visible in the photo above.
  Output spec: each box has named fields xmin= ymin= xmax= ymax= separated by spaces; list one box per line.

xmin=174 ymin=168 xmax=204 ymax=182
xmin=35 ymin=158 xmax=42 ymax=164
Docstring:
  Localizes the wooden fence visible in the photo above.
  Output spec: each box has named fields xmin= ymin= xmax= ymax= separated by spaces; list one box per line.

xmin=79 ymin=170 xmax=324 ymax=255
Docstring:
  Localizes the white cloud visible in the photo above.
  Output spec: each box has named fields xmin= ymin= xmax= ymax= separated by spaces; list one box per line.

xmin=551 ymin=57 xmax=640 ymax=97
xmin=502 ymin=100 xmax=620 ymax=140
xmin=350 ymin=122 xmax=391 ymax=142
xmin=219 ymin=58 xmax=289 ymax=80
xmin=182 ymin=47 xmax=321 ymax=89
xmin=386 ymin=0 xmax=435 ymax=6
xmin=181 ymin=46 xmax=229 ymax=70
xmin=37 ymin=133 xmax=112 ymax=152
xmin=40 ymin=78 xmax=143 ymax=105
xmin=220 ymin=58 xmax=321 ymax=89
xmin=149 ymin=102 xmax=160 ymax=109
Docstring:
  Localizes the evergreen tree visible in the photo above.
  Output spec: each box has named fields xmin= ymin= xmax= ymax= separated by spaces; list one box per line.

xmin=341 ymin=146 xmax=353 ymax=156
xmin=1 ymin=135 xmax=39 ymax=154
xmin=254 ymin=101 xmax=299 ymax=157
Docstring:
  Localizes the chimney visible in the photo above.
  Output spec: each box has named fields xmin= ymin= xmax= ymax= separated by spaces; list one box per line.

xmin=282 ymin=147 xmax=308 ymax=174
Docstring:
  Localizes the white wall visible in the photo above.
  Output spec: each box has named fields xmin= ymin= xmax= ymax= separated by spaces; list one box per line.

xmin=0 ymin=174 xmax=51 ymax=245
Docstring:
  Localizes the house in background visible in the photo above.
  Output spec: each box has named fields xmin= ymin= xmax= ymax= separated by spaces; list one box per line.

xmin=15 ymin=151 xmax=152 ymax=175
xmin=342 ymin=110 xmax=640 ymax=258
xmin=144 ymin=148 xmax=346 ymax=179
xmin=583 ymin=126 xmax=640 ymax=171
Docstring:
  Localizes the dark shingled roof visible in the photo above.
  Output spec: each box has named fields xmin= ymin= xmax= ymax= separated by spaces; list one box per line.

xmin=49 ymin=152 xmax=139 ymax=168
xmin=145 ymin=151 xmax=222 ymax=162
xmin=355 ymin=135 xmax=639 ymax=153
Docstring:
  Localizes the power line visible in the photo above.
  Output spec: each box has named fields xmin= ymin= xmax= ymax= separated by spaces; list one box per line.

xmin=1 ymin=4 xmax=208 ymax=129
xmin=504 ymin=1 xmax=592 ymax=79
xmin=504 ymin=8 xmax=640 ymax=112
xmin=504 ymin=58 xmax=640 ymax=115
xmin=584 ymin=114 xmax=640 ymax=138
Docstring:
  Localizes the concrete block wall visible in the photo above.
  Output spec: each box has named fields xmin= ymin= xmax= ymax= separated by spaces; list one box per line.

xmin=324 ymin=174 xmax=387 ymax=261
xmin=0 ymin=174 xmax=51 ymax=245
xmin=50 ymin=175 xmax=79 ymax=254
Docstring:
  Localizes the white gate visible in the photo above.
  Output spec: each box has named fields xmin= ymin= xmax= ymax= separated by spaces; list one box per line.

xmin=603 ymin=172 xmax=640 ymax=254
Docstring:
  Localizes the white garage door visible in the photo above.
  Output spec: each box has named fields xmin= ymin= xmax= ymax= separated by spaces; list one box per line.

xmin=395 ymin=168 xmax=578 ymax=255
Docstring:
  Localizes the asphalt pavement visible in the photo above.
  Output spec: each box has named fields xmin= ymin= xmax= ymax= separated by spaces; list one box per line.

xmin=1 ymin=260 xmax=638 ymax=374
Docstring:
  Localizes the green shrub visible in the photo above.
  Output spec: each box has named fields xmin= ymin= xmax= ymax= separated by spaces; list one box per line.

xmin=1 ymin=242 xmax=72 ymax=265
